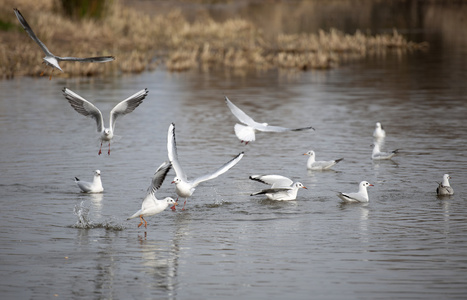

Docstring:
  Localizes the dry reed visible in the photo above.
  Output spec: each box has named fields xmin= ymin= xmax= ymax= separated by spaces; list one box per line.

xmin=0 ymin=0 xmax=427 ymax=79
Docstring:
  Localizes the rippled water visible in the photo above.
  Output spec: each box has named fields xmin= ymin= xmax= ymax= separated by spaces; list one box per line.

xmin=1 ymin=23 xmax=467 ymax=300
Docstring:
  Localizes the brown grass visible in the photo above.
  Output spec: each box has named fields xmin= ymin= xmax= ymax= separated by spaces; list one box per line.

xmin=0 ymin=0 xmax=427 ymax=79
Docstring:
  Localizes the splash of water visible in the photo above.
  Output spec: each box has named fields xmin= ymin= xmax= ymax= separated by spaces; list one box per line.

xmin=71 ymin=201 xmax=125 ymax=231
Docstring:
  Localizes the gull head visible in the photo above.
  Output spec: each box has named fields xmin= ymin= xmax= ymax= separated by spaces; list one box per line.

xmin=303 ymin=150 xmax=315 ymax=157
xmin=361 ymin=181 xmax=374 ymax=188
xmin=376 ymin=122 xmax=383 ymax=129
xmin=165 ymin=197 xmax=178 ymax=205
xmin=103 ymin=128 xmax=111 ymax=137
xmin=94 ymin=170 xmax=101 ymax=176
xmin=295 ymin=182 xmax=307 ymax=189
xmin=171 ymin=177 xmax=181 ymax=184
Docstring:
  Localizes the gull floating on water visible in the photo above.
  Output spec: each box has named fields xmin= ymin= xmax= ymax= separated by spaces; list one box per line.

xmin=303 ymin=150 xmax=343 ymax=170
xmin=127 ymin=161 xmax=178 ymax=229
xmin=338 ymin=181 xmax=373 ymax=203
xmin=373 ymin=122 xmax=386 ymax=139
xmin=224 ymin=96 xmax=314 ymax=144
xmin=167 ymin=123 xmax=244 ymax=210
xmin=63 ymin=88 xmax=148 ymax=155
xmin=437 ymin=174 xmax=454 ymax=196
xmin=371 ymin=143 xmax=399 ymax=160
xmin=249 ymin=175 xmax=307 ymax=201
xmin=14 ymin=8 xmax=114 ymax=79
xmin=74 ymin=170 xmax=103 ymax=193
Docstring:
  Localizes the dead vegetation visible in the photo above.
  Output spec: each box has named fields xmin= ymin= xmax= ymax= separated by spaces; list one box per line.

xmin=0 ymin=0 xmax=427 ymax=79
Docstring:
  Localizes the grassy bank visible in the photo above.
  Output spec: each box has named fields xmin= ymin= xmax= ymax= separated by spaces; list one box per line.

xmin=0 ymin=0 xmax=427 ymax=79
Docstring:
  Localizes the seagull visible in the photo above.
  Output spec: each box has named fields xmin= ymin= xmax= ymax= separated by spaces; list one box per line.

xmin=303 ymin=150 xmax=343 ymax=170
xmin=371 ymin=143 xmax=399 ymax=160
xmin=224 ymin=96 xmax=314 ymax=144
xmin=13 ymin=8 xmax=115 ymax=79
xmin=74 ymin=170 xmax=103 ymax=193
xmin=167 ymin=123 xmax=244 ymax=210
xmin=373 ymin=122 xmax=386 ymax=138
xmin=63 ymin=88 xmax=148 ymax=155
xmin=127 ymin=161 xmax=178 ymax=229
xmin=437 ymin=174 xmax=454 ymax=196
xmin=249 ymin=175 xmax=307 ymax=201
xmin=338 ymin=181 xmax=374 ymax=203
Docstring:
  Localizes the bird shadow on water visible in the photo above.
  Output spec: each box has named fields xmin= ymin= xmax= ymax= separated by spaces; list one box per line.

xmin=69 ymin=201 xmax=125 ymax=231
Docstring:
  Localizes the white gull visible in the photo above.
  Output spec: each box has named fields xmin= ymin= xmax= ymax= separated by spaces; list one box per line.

xmin=127 ymin=161 xmax=177 ymax=229
xmin=338 ymin=181 xmax=374 ymax=203
xmin=437 ymin=174 xmax=454 ymax=196
xmin=225 ymin=96 xmax=314 ymax=144
xmin=167 ymin=123 xmax=244 ymax=210
xmin=14 ymin=8 xmax=114 ymax=79
xmin=74 ymin=169 xmax=103 ymax=193
xmin=303 ymin=150 xmax=343 ymax=170
xmin=63 ymin=88 xmax=148 ymax=155
xmin=249 ymin=175 xmax=307 ymax=201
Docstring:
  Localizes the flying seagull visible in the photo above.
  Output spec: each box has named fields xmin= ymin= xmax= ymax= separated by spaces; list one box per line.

xmin=127 ymin=161 xmax=178 ymax=229
xmin=63 ymin=87 xmax=148 ymax=155
xmin=14 ymin=8 xmax=114 ymax=79
xmin=225 ymin=96 xmax=314 ymax=144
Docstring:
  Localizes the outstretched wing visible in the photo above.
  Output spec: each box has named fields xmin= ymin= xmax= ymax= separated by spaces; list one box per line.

xmin=167 ymin=123 xmax=187 ymax=181
xmin=63 ymin=88 xmax=104 ymax=133
xmin=225 ymin=96 xmax=258 ymax=127
xmin=249 ymin=175 xmax=293 ymax=188
xmin=250 ymin=187 xmax=291 ymax=196
xmin=109 ymin=88 xmax=148 ymax=131
xmin=58 ymin=56 xmax=115 ymax=63
xmin=147 ymin=161 xmax=172 ymax=196
xmin=258 ymin=124 xmax=314 ymax=132
xmin=14 ymin=8 xmax=53 ymax=56
xmin=192 ymin=152 xmax=244 ymax=187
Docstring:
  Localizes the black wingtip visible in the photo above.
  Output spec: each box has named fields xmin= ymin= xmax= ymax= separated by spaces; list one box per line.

xmin=75 ymin=177 xmax=80 ymax=181
xmin=335 ymin=158 xmax=344 ymax=163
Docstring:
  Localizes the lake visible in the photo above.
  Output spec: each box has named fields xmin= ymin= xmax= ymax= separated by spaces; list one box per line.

xmin=1 ymin=2 xmax=467 ymax=300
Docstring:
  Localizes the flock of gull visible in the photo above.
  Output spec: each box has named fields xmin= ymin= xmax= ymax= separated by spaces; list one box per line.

xmin=14 ymin=8 xmax=454 ymax=229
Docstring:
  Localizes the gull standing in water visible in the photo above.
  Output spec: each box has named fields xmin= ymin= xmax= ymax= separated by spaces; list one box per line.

xmin=371 ymin=143 xmax=399 ymax=160
xmin=338 ymin=181 xmax=374 ymax=203
xmin=127 ymin=161 xmax=178 ymax=229
xmin=437 ymin=174 xmax=454 ymax=196
xmin=74 ymin=170 xmax=103 ymax=193
xmin=63 ymin=88 xmax=148 ymax=155
xmin=14 ymin=8 xmax=114 ymax=79
xmin=373 ymin=122 xmax=386 ymax=139
xmin=303 ymin=150 xmax=343 ymax=170
xmin=167 ymin=123 xmax=244 ymax=210
xmin=249 ymin=175 xmax=307 ymax=201
xmin=225 ymin=96 xmax=314 ymax=144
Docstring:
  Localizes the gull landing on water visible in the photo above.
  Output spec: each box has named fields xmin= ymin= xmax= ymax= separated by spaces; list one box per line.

xmin=338 ymin=181 xmax=374 ymax=203
xmin=249 ymin=175 xmax=307 ymax=201
xmin=437 ymin=174 xmax=454 ymax=196
xmin=224 ymin=96 xmax=314 ymax=144
xmin=14 ymin=8 xmax=114 ymax=79
xmin=167 ymin=123 xmax=244 ymax=210
xmin=303 ymin=150 xmax=344 ymax=170
xmin=63 ymin=88 xmax=148 ymax=155
xmin=74 ymin=170 xmax=103 ymax=193
xmin=127 ymin=161 xmax=178 ymax=229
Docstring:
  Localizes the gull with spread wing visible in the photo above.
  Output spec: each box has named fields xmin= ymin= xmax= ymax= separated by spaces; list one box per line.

xmin=225 ymin=96 xmax=314 ymax=144
xmin=249 ymin=175 xmax=307 ymax=201
xmin=127 ymin=161 xmax=178 ymax=229
xmin=167 ymin=123 xmax=244 ymax=210
xmin=14 ymin=8 xmax=114 ymax=79
xmin=371 ymin=143 xmax=399 ymax=160
xmin=63 ymin=88 xmax=148 ymax=155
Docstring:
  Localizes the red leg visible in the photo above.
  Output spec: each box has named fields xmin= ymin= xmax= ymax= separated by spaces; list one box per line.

xmin=143 ymin=217 xmax=148 ymax=229
xmin=98 ymin=141 xmax=103 ymax=155
xmin=137 ymin=215 xmax=144 ymax=228
xmin=182 ymin=200 xmax=187 ymax=210
xmin=108 ymin=143 xmax=111 ymax=155
xmin=49 ymin=68 xmax=54 ymax=80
